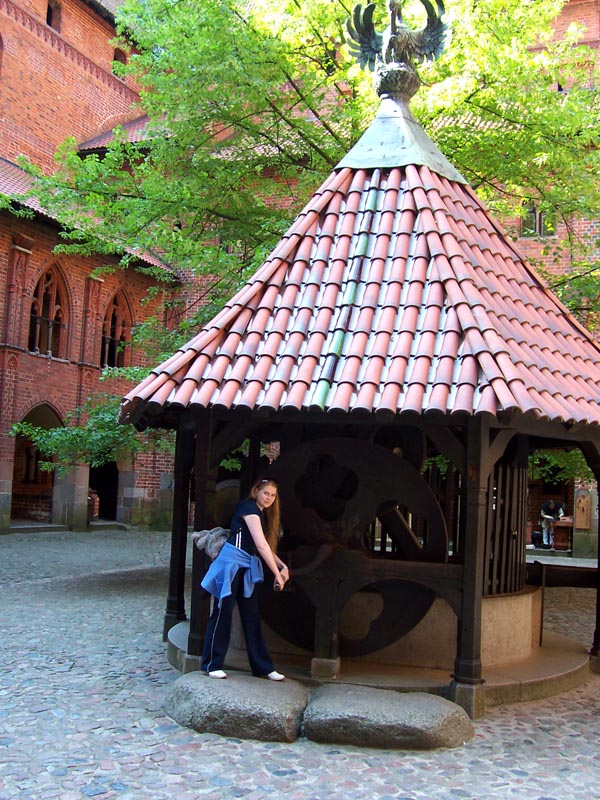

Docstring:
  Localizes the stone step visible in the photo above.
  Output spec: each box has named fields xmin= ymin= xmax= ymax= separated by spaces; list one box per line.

xmin=6 ymin=522 xmax=68 ymax=534
xmin=166 ymin=621 xmax=591 ymax=713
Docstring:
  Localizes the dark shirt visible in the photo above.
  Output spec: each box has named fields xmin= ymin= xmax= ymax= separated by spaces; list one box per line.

xmin=227 ymin=498 xmax=263 ymax=556
xmin=541 ymin=501 xmax=559 ymax=520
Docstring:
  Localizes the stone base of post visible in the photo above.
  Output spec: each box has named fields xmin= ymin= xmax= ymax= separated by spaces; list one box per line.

xmin=448 ymin=679 xmax=486 ymax=719
xmin=311 ymin=657 xmax=340 ymax=678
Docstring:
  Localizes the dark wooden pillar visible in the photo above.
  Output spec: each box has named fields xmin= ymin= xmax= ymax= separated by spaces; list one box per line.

xmin=240 ymin=434 xmax=262 ymax=495
xmin=163 ymin=421 xmax=195 ymax=639
xmin=589 ymin=462 xmax=600 ymax=666
xmin=311 ymin=578 xmax=341 ymax=678
xmin=579 ymin=442 xmax=600 ymax=670
xmin=187 ymin=410 xmax=218 ymax=662
xmin=450 ymin=415 xmax=488 ymax=718
xmin=592 ymin=484 xmax=600 ymax=664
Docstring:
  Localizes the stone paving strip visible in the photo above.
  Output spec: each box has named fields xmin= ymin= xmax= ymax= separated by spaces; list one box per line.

xmin=0 ymin=529 xmax=599 ymax=799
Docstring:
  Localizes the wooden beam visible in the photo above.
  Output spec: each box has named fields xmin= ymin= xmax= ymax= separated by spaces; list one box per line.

xmin=420 ymin=424 xmax=466 ymax=475
xmin=452 ymin=415 xmax=487 ymax=696
xmin=210 ymin=418 xmax=260 ymax=469
xmin=482 ymin=429 xmax=516 ymax=481
xmin=188 ymin=411 xmax=218 ymax=659
xmin=163 ymin=423 xmax=195 ymax=640
xmin=579 ymin=441 xmax=600 ymax=663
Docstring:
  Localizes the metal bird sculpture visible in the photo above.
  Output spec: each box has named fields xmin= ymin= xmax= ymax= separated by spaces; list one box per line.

xmin=346 ymin=0 xmax=448 ymax=98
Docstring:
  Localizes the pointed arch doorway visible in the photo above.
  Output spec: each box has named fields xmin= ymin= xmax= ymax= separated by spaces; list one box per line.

xmin=11 ymin=404 xmax=62 ymax=523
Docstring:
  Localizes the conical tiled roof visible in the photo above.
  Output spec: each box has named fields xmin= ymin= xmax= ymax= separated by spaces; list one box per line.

xmin=120 ymin=96 xmax=600 ymax=429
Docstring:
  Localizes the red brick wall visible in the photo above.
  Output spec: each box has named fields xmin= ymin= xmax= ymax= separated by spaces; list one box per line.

xmin=0 ymin=213 xmax=160 ymax=377
xmin=0 ymin=209 xmax=166 ymax=520
xmin=0 ymin=0 xmax=172 ymax=527
xmin=505 ymin=214 xmax=600 ymax=279
xmin=0 ymin=0 xmax=139 ymax=172
xmin=557 ymin=0 xmax=600 ymax=43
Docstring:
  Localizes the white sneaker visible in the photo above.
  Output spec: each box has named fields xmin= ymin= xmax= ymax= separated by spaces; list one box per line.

xmin=207 ymin=669 xmax=227 ymax=679
xmin=267 ymin=670 xmax=285 ymax=681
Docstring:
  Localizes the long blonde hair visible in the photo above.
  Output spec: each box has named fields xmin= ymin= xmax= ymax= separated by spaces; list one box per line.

xmin=250 ymin=478 xmax=281 ymax=553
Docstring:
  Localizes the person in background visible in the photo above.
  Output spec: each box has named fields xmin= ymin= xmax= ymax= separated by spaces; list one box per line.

xmin=540 ymin=498 xmax=560 ymax=549
xmin=200 ymin=478 xmax=289 ymax=680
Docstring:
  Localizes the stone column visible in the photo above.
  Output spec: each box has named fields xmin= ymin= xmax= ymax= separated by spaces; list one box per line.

xmin=0 ymin=454 xmax=13 ymax=531
xmin=4 ymin=235 xmax=34 ymax=349
xmin=80 ymin=276 xmax=104 ymax=366
xmin=52 ymin=465 xmax=90 ymax=530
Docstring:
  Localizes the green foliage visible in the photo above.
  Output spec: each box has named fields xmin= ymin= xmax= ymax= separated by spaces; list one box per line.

xmin=10 ymin=395 xmax=174 ymax=476
xmin=421 ymin=1 xmax=600 ymax=219
xmin=4 ymin=0 xmax=596 ymax=320
xmin=529 ymin=448 xmax=594 ymax=485
xmin=8 ymin=0 xmax=598 ymax=485
xmin=547 ymin=258 xmax=600 ymax=332
xmin=422 ymin=453 xmax=450 ymax=477
xmin=423 ymin=448 xmax=593 ymax=484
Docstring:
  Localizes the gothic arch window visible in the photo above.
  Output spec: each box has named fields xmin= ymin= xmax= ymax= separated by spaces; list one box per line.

xmin=28 ymin=268 xmax=67 ymax=358
xmin=101 ymin=292 xmax=132 ymax=367
xmin=46 ymin=1 xmax=62 ymax=31
xmin=113 ymin=49 xmax=127 ymax=74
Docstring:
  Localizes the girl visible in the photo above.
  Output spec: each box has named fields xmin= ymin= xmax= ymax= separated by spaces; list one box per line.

xmin=200 ymin=478 xmax=289 ymax=680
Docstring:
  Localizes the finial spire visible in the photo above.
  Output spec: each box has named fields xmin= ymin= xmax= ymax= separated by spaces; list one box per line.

xmin=346 ymin=0 xmax=448 ymax=100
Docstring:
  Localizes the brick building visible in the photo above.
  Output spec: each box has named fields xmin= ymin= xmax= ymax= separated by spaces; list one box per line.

xmin=0 ymin=0 xmax=177 ymax=530
xmin=0 ymin=0 xmax=599 ymax=537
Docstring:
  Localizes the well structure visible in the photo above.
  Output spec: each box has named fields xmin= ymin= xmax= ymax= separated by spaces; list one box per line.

xmin=119 ymin=1 xmax=600 ymax=717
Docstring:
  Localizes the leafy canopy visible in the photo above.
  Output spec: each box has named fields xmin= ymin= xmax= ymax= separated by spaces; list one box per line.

xmin=14 ymin=0 xmax=599 ymax=311
xmin=6 ymin=0 xmax=600 ymax=480
xmin=10 ymin=395 xmax=175 ymax=476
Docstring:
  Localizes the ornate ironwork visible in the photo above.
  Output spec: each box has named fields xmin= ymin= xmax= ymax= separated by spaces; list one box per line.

xmin=346 ymin=0 xmax=448 ymax=99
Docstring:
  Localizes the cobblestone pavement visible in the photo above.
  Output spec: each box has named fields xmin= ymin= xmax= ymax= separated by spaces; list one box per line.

xmin=1 ymin=528 xmax=599 ymax=800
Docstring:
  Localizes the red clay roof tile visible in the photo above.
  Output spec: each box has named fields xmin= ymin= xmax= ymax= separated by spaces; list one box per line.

xmin=120 ymin=97 xmax=600 ymax=428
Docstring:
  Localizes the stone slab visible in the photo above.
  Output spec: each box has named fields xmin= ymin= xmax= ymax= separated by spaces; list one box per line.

xmin=302 ymin=684 xmax=474 ymax=750
xmin=163 ymin=672 xmax=310 ymax=743
xmin=164 ymin=672 xmax=475 ymax=749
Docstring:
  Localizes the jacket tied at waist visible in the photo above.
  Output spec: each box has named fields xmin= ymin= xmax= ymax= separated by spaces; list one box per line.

xmin=201 ymin=542 xmax=264 ymax=607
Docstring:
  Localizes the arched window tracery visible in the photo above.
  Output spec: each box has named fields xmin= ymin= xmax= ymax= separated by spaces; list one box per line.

xmin=101 ymin=292 xmax=131 ymax=367
xmin=28 ymin=268 xmax=67 ymax=358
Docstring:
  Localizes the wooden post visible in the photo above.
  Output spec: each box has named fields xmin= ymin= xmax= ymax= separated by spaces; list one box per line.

xmin=163 ymin=421 xmax=195 ymax=639
xmin=311 ymin=578 xmax=341 ymax=678
xmin=187 ymin=410 xmax=217 ymax=664
xmin=241 ymin=434 xmax=262 ymax=496
xmin=579 ymin=442 xmax=600 ymax=671
xmin=590 ymin=464 xmax=600 ymax=668
xmin=449 ymin=415 xmax=488 ymax=718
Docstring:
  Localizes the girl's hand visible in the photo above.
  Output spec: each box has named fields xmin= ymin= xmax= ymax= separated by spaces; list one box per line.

xmin=273 ymin=573 xmax=286 ymax=592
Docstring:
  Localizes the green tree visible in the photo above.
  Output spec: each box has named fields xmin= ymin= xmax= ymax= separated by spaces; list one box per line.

xmin=5 ymin=0 xmax=600 ymax=478
xmin=11 ymin=0 xmax=600 ymax=308
xmin=10 ymin=395 xmax=175 ymax=476
xmin=529 ymin=448 xmax=594 ymax=486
